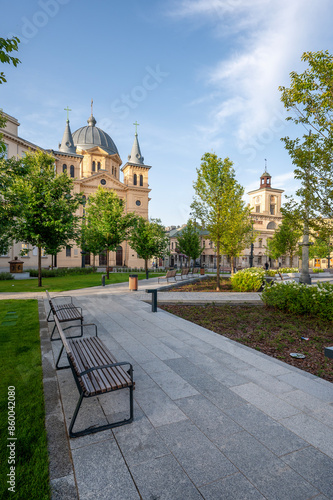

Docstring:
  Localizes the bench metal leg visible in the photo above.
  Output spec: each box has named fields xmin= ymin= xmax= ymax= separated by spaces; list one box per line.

xmin=69 ymin=386 xmax=134 ymax=438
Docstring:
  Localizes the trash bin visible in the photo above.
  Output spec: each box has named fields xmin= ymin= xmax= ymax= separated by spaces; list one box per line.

xmin=200 ymin=268 xmax=205 ymax=275
xmin=129 ymin=274 xmax=138 ymax=291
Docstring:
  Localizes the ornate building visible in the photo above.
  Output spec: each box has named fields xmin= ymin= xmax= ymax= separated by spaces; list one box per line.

xmin=0 ymin=109 xmax=151 ymax=269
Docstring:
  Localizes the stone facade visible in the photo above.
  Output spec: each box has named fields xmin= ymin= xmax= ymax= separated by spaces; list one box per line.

xmin=0 ymin=111 xmax=151 ymax=269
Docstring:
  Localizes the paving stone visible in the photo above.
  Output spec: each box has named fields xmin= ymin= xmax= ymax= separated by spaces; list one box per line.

xmin=246 ymin=462 xmax=321 ymax=500
xmin=140 ymin=359 xmax=175 ymax=374
xmin=112 ymin=407 xmax=170 ymax=466
xmin=199 ymin=472 xmax=265 ymax=499
xmin=237 ymin=367 xmax=294 ymax=394
xmin=50 ymin=474 xmax=78 ymax=500
xmin=280 ymin=413 xmax=333 ymax=459
xmin=71 ymin=439 xmax=140 ymax=499
xmin=134 ymin=380 xmax=188 ymax=427
xmin=176 ymin=394 xmax=242 ymax=446
xmin=225 ymin=404 xmax=307 ymax=456
xmin=231 ymin=382 xmax=300 ymax=420
xmin=157 ymin=420 xmax=237 ymax=486
xmin=147 ymin=369 xmax=199 ymax=400
xmin=165 ymin=357 xmax=246 ymax=410
xmin=281 ymin=446 xmax=333 ymax=498
xmin=130 ymin=454 xmax=202 ymax=500
xmin=277 ymin=372 xmax=333 ymax=403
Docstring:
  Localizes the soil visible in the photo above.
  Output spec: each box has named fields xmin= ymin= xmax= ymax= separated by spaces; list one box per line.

xmin=160 ymin=278 xmax=333 ymax=382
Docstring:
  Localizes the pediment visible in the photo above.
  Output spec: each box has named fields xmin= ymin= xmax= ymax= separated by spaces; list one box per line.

xmin=75 ymin=172 xmax=127 ymax=191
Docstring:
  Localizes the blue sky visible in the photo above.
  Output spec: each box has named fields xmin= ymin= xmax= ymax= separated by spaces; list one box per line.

xmin=2 ymin=0 xmax=333 ymax=225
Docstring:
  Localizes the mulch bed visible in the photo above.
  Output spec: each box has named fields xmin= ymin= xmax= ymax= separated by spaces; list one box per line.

xmin=160 ymin=303 xmax=333 ymax=383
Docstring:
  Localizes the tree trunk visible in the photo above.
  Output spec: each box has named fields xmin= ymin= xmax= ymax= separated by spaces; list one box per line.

xmin=106 ymin=249 xmax=109 ymax=279
xmin=145 ymin=259 xmax=149 ymax=280
xmin=231 ymin=255 xmax=235 ymax=276
xmin=216 ymin=241 xmax=220 ymax=291
xmin=38 ymin=246 xmax=42 ymax=287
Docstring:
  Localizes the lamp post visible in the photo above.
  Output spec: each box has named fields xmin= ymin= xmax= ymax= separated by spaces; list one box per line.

xmin=249 ymin=221 xmax=254 ymax=268
xmin=299 ymin=132 xmax=312 ymax=285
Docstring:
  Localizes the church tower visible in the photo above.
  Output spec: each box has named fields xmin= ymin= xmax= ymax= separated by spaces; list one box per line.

xmin=121 ymin=122 xmax=151 ymax=219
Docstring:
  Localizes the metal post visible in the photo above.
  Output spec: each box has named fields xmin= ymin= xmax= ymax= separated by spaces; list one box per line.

xmin=299 ymin=221 xmax=311 ymax=284
xmin=145 ymin=289 xmax=157 ymax=312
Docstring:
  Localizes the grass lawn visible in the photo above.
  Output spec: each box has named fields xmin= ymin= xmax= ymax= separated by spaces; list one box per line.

xmin=0 ymin=272 xmax=164 ymax=293
xmin=160 ymin=304 xmax=333 ymax=383
xmin=0 ymin=300 xmax=50 ymax=499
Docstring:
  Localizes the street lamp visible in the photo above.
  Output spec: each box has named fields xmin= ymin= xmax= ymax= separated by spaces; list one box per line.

xmin=249 ymin=221 xmax=254 ymax=268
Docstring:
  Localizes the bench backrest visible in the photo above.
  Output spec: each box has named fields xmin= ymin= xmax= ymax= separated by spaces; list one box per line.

xmin=166 ymin=270 xmax=177 ymax=277
xmin=54 ymin=315 xmax=73 ymax=359
xmin=181 ymin=268 xmax=189 ymax=275
xmin=46 ymin=290 xmax=56 ymax=314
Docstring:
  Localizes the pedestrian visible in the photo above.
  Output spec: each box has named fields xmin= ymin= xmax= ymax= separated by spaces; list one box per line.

xmin=265 ymin=262 xmax=269 ymax=271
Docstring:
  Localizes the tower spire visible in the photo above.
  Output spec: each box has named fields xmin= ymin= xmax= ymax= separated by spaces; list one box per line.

xmin=59 ymin=110 xmax=76 ymax=154
xmin=128 ymin=124 xmax=144 ymax=164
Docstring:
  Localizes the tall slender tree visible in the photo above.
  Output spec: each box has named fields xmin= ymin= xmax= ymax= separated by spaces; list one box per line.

xmin=85 ymin=187 xmax=136 ymax=278
xmin=1 ymin=150 xmax=82 ymax=286
xmin=176 ymin=219 xmax=202 ymax=268
xmin=191 ymin=152 xmax=253 ymax=289
xmin=129 ymin=217 xmax=169 ymax=279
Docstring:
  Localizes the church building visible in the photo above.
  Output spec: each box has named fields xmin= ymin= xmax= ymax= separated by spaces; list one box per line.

xmin=0 ymin=108 xmax=152 ymax=269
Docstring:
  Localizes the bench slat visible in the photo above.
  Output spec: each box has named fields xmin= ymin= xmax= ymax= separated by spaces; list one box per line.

xmin=86 ymin=338 xmax=130 ymax=388
xmin=70 ymin=339 xmax=103 ymax=395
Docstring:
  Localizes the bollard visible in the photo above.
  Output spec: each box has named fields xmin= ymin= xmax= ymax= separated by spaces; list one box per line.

xmin=102 ymin=275 xmax=106 ymax=286
xmin=146 ymin=289 xmax=158 ymax=312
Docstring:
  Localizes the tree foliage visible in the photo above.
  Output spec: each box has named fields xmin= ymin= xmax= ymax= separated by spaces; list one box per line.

xmin=176 ymin=219 xmax=202 ymax=267
xmin=85 ymin=187 xmax=136 ymax=277
xmin=191 ymin=152 xmax=253 ymax=289
xmin=0 ymin=150 xmax=82 ymax=286
xmin=279 ymin=50 xmax=333 ymax=224
xmin=0 ymin=36 xmax=20 ymax=84
xmin=267 ymin=216 xmax=302 ymax=266
xmin=129 ymin=217 xmax=169 ymax=278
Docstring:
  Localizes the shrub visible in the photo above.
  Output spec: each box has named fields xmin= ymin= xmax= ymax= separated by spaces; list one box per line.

xmin=0 ymin=272 xmax=14 ymax=280
xmin=29 ymin=267 xmax=97 ymax=278
xmin=231 ymin=268 xmax=265 ymax=292
xmin=261 ymin=281 xmax=333 ymax=320
xmin=312 ymin=268 xmax=324 ymax=273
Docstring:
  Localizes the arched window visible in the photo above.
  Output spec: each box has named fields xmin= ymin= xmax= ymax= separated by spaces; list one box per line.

xmin=62 ymin=164 xmax=67 ymax=173
xmin=133 ymin=174 xmax=137 ymax=185
xmin=114 ymin=168 xmax=117 ymax=177
xmin=140 ymin=175 xmax=143 ymax=186
xmin=92 ymin=161 xmax=96 ymax=172
xmin=267 ymin=222 xmax=276 ymax=230
xmin=97 ymin=162 xmax=101 ymax=170
xmin=112 ymin=166 xmax=114 ymax=175
xmin=70 ymin=165 xmax=75 ymax=178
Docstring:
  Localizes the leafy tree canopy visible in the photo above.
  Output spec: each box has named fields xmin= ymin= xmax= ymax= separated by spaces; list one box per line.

xmin=176 ymin=219 xmax=202 ymax=265
xmin=0 ymin=36 xmax=20 ymax=84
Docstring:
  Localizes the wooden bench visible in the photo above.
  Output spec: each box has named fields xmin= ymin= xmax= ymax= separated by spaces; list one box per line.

xmin=54 ymin=315 xmax=134 ymax=438
xmin=46 ymin=290 xmax=83 ymax=341
xmin=176 ymin=268 xmax=190 ymax=280
xmin=157 ymin=269 xmax=177 ymax=283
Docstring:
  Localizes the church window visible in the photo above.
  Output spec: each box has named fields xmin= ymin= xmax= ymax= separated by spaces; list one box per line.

xmin=62 ymin=164 xmax=67 ymax=173
xmin=114 ymin=168 xmax=117 ymax=177
xmin=21 ymin=243 xmax=29 ymax=255
xmin=136 ymin=200 xmax=141 ymax=206
xmin=140 ymin=175 xmax=143 ymax=186
xmin=257 ymin=256 xmax=262 ymax=265
xmin=256 ymin=206 xmax=260 ymax=213
xmin=267 ymin=222 xmax=276 ymax=230
xmin=70 ymin=165 xmax=75 ymax=178
xmin=100 ymin=179 xmax=106 ymax=185
xmin=133 ymin=174 xmax=137 ymax=185
xmin=267 ymin=178 xmax=270 ymax=184
xmin=97 ymin=162 xmax=101 ymax=170
xmin=66 ymin=246 xmax=71 ymax=257
xmin=92 ymin=161 xmax=96 ymax=172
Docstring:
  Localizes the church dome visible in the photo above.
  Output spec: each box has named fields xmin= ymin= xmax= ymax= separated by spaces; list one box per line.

xmin=72 ymin=114 xmax=119 ymax=156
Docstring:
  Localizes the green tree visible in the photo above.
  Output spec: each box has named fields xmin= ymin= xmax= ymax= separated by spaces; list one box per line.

xmin=2 ymin=150 xmax=82 ymax=286
xmin=85 ymin=187 xmax=135 ymax=278
xmin=0 ymin=36 xmax=20 ymax=153
xmin=191 ymin=152 xmax=253 ymax=290
xmin=267 ymin=217 xmax=302 ymax=266
xmin=129 ymin=217 xmax=169 ymax=279
xmin=279 ymin=50 xmax=333 ymax=223
xmin=176 ymin=219 xmax=202 ymax=268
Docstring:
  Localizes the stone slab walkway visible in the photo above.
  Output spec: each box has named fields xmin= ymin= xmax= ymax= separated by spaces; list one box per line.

xmin=38 ymin=282 xmax=333 ymax=500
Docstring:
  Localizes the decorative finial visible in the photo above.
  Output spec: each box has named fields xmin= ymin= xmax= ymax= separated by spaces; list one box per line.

xmin=133 ymin=121 xmax=139 ymax=135
xmin=91 ymin=99 xmax=93 ymax=116
xmin=64 ymin=106 xmax=72 ymax=121
xmin=264 ymin=158 xmax=267 ymax=172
